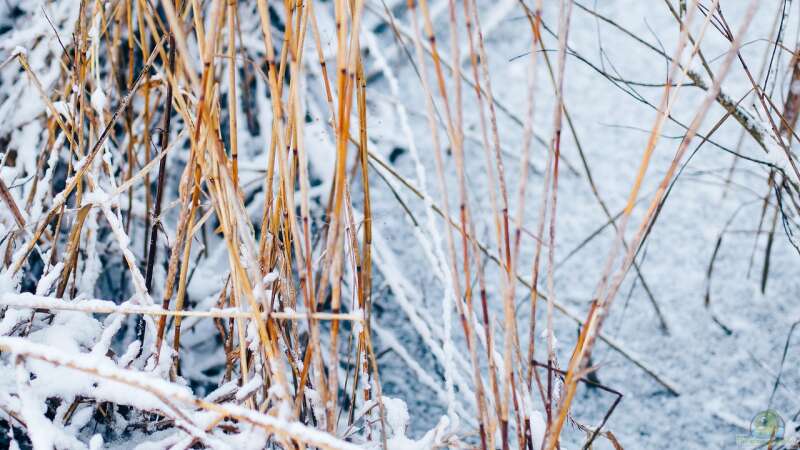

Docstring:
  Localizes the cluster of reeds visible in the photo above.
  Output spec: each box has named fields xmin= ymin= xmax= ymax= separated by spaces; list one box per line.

xmin=1 ymin=0 xmax=800 ymax=449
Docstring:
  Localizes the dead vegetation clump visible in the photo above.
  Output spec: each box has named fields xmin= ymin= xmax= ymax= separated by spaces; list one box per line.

xmin=1 ymin=0 xmax=800 ymax=449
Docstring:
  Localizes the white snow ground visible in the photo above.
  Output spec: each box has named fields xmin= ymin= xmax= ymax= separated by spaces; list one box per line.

xmin=360 ymin=1 xmax=800 ymax=449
